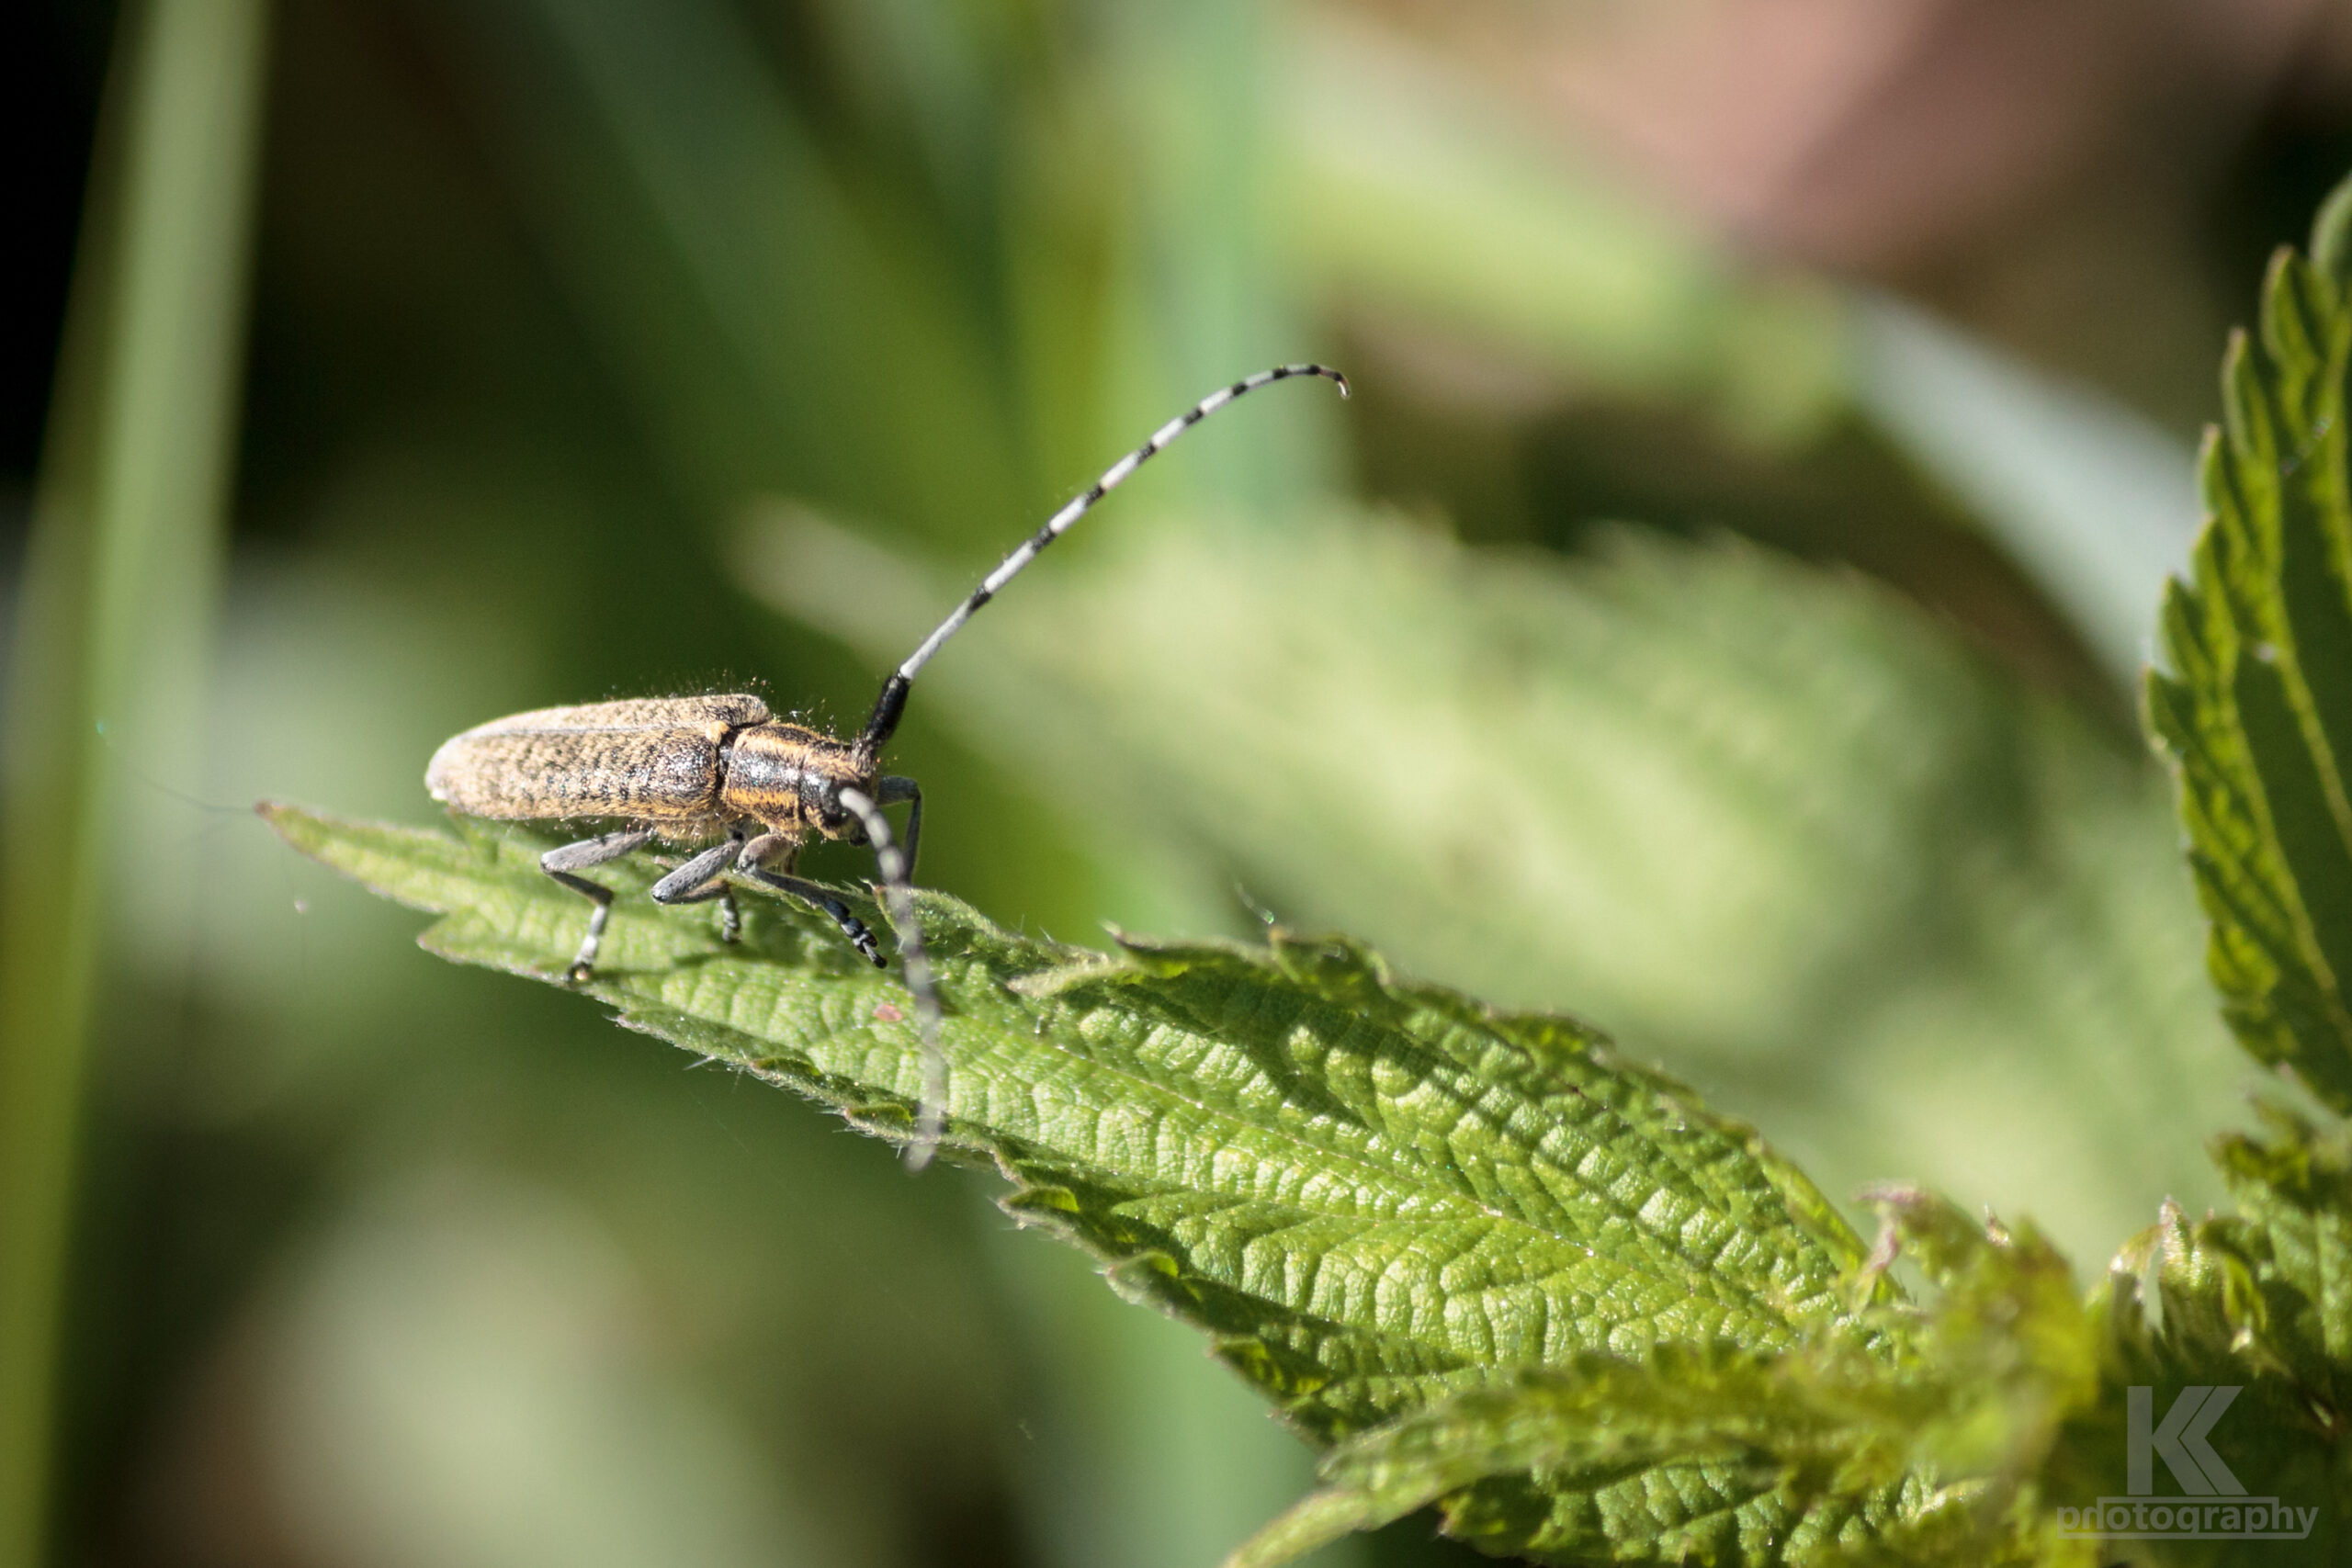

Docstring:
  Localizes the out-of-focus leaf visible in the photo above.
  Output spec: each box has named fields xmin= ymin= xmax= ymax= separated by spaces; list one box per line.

xmin=2147 ymin=183 xmax=2352 ymax=1115
xmin=743 ymin=506 xmax=2243 ymax=1262
xmin=261 ymin=1169 xmax=851 ymax=1568
xmin=1276 ymin=14 xmax=1848 ymax=448
xmin=1281 ymin=15 xmax=2199 ymax=674
xmin=258 ymin=804 xmax=1873 ymax=1452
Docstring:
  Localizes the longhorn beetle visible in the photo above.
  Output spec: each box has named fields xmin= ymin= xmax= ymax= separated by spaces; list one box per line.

xmin=426 ymin=364 xmax=1349 ymax=1166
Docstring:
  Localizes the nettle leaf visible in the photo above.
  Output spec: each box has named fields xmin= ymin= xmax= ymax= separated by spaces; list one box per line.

xmin=1234 ymin=1191 xmax=2102 ymax=1568
xmin=2084 ymin=1111 xmax=2352 ymax=1438
xmin=261 ymin=806 xmax=1898 ymax=1541
xmin=2147 ymin=180 xmax=2352 ymax=1113
xmin=2072 ymin=1177 xmax=2351 ymax=1566
xmin=2210 ymin=1107 xmax=2352 ymax=1388
xmin=1224 ymin=1349 xmax=1921 ymax=1568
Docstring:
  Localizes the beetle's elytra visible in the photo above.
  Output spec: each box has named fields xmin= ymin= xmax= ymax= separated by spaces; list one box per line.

xmin=426 ymin=364 xmax=1349 ymax=1165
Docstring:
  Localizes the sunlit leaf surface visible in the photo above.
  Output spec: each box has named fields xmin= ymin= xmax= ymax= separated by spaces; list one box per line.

xmin=2149 ymin=186 xmax=2352 ymax=1116
xmin=261 ymin=805 xmax=2004 ymax=1562
xmin=261 ymin=805 xmax=1869 ymax=1431
xmin=1232 ymin=1190 xmax=2104 ymax=1568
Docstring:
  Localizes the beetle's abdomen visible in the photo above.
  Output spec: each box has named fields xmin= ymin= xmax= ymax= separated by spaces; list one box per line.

xmin=425 ymin=694 xmax=773 ymax=822
xmin=426 ymin=729 xmax=723 ymax=820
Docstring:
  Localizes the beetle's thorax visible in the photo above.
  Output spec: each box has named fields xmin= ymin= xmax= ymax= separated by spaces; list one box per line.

xmin=719 ymin=721 xmax=872 ymax=838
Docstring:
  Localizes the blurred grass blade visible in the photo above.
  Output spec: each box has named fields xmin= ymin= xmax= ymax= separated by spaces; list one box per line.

xmin=1850 ymin=290 xmax=2199 ymax=684
xmin=261 ymin=805 xmax=1877 ymax=1437
xmin=2147 ymin=181 xmax=2352 ymax=1112
xmin=1099 ymin=0 xmax=1335 ymax=515
xmin=439 ymin=0 xmax=1019 ymax=541
xmin=0 ymin=0 xmax=269 ymax=1560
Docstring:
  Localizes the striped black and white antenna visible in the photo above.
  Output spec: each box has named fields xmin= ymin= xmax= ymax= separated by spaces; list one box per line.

xmin=853 ymin=364 xmax=1348 ymax=760
xmin=850 ymin=362 xmax=1345 ymax=1170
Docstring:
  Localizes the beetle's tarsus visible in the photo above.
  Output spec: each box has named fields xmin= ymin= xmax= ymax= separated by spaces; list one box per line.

xmin=741 ymin=865 xmax=884 ymax=964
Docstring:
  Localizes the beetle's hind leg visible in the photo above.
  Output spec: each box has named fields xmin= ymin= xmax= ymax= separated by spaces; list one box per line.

xmin=542 ymin=827 xmax=657 ymax=982
xmin=736 ymin=832 xmax=883 ymax=964
xmin=650 ymin=831 xmax=746 ymax=943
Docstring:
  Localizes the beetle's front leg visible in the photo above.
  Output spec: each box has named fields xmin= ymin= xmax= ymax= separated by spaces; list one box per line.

xmin=736 ymin=832 xmax=882 ymax=964
xmin=541 ymin=827 xmax=657 ymax=981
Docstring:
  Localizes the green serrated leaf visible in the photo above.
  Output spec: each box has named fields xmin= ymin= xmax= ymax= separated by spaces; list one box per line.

xmin=259 ymin=802 xmax=1873 ymax=1480
xmin=2075 ymin=1188 xmax=2352 ymax=1565
xmin=1227 ymin=1348 xmax=1915 ymax=1568
xmin=1229 ymin=1198 xmax=2103 ymax=1568
xmin=1852 ymin=1190 xmax=2096 ymax=1489
xmin=265 ymin=804 xmax=2152 ymax=1564
xmin=2083 ymin=1113 xmax=2352 ymax=1450
xmin=2211 ymin=1107 xmax=2352 ymax=1377
xmin=2148 ymin=186 xmax=2352 ymax=1113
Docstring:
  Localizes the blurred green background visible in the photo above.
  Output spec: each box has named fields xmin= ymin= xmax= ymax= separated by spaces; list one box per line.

xmin=7 ymin=1 xmax=2352 ymax=1564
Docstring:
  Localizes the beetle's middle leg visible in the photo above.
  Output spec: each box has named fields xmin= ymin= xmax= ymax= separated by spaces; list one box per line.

xmin=650 ymin=831 xmax=746 ymax=944
xmin=542 ymin=827 xmax=656 ymax=982
xmin=736 ymin=832 xmax=883 ymax=965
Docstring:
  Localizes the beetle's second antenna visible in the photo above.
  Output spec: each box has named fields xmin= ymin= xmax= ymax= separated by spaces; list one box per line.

xmin=854 ymin=364 xmax=1348 ymax=756
xmin=832 ymin=784 xmax=944 ymax=1168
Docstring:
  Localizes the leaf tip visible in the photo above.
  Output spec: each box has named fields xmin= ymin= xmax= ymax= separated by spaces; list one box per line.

xmin=256 ymin=798 xmax=331 ymax=857
xmin=1221 ymin=1488 xmax=1384 ymax=1568
xmin=2312 ymin=175 xmax=2352 ymax=287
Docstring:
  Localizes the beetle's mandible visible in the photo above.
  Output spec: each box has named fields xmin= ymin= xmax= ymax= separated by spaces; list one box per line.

xmin=426 ymin=363 xmax=1349 ymax=1165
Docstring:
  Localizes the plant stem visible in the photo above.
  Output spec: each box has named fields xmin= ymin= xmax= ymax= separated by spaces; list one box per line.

xmin=0 ymin=0 xmax=268 ymax=1560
